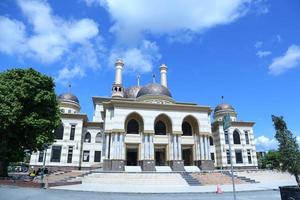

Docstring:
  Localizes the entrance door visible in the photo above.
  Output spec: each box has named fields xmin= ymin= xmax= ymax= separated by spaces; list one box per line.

xmin=182 ymin=147 xmax=193 ymax=166
xmin=126 ymin=148 xmax=138 ymax=166
xmin=155 ymin=148 xmax=166 ymax=166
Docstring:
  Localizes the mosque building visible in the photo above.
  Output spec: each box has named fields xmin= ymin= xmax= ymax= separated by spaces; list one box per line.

xmin=29 ymin=59 xmax=258 ymax=171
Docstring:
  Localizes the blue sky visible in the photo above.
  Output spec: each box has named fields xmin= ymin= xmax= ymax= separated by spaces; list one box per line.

xmin=1 ymin=0 xmax=300 ymax=151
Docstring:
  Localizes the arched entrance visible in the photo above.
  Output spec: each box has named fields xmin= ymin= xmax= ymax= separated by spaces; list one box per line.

xmin=125 ymin=112 xmax=144 ymax=166
xmin=154 ymin=114 xmax=172 ymax=166
xmin=181 ymin=115 xmax=199 ymax=166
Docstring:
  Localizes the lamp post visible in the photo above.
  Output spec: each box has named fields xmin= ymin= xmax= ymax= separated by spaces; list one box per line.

xmin=223 ymin=113 xmax=236 ymax=200
xmin=41 ymin=143 xmax=50 ymax=187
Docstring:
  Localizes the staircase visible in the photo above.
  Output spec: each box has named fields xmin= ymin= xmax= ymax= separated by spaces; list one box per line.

xmin=180 ymin=172 xmax=201 ymax=186
xmin=81 ymin=172 xmax=189 ymax=186
xmin=222 ymin=171 xmax=259 ymax=183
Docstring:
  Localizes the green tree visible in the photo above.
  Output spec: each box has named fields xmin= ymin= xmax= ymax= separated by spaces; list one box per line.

xmin=0 ymin=68 xmax=60 ymax=177
xmin=272 ymin=115 xmax=300 ymax=187
xmin=261 ymin=150 xmax=281 ymax=170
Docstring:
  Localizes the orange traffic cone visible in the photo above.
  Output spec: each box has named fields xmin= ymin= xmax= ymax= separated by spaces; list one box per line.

xmin=216 ymin=184 xmax=223 ymax=194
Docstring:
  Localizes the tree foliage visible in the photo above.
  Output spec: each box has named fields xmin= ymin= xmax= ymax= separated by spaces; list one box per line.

xmin=0 ymin=68 xmax=60 ymax=176
xmin=272 ymin=115 xmax=300 ymax=187
xmin=260 ymin=150 xmax=281 ymax=170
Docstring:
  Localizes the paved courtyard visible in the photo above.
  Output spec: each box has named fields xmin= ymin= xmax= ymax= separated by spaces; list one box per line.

xmin=0 ymin=185 xmax=281 ymax=200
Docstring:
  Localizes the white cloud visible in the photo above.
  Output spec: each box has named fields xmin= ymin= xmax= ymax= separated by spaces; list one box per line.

xmin=254 ymin=41 xmax=263 ymax=48
xmin=98 ymin=0 xmax=252 ymax=44
xmin=56 ymin=66 xmax=85 ymax=83
xmin=256 ymin=50 xmax=271 ymax=58
xmin=109 ymin=40 xmax=161 ymax=73
xmin=84 ymin=0 xmax=267 ymax=72
xmin=0 ymin=16 xmax=27 ymax=54
xmin=255 ymin=135 xmax=278 ymax=152
xmin=0 ymin=0 xmax=103 ymax=83
xmin=297 ymin=136 xmax=300 ymax=147
xmin=269 ymin=45 xmax=300 ymax=75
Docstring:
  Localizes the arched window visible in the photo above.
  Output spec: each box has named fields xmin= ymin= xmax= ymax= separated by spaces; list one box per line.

xmin=127 ymin=119 xmax=139 ymax=134
xmin=155 ymin=120 xmax=166 ymax=135
xmin=84 ymin=132 xmax=91 ymax=143
xmin=54 ymin=123 xmax=64 ymax=140
xmin=233 ymin=131 xmax=241 ymax=144
xmin=209 ymin=136 xmax=214 ymax=146
xmin=182 ymin=121 xmax=192 ymax=136
xmin=95 ymin=132 xmax=101 ymax=143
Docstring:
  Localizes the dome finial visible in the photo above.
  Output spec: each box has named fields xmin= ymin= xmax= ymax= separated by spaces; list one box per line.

xmin=152 ymin=73 xmax=156 ymax=83
xmin=68 ymin=83 xmax=72 ymax=93
xmin=221 ymin=95 xmax=224 ymax=102
xmin=137 ymin=74 xmax=140 ymax=86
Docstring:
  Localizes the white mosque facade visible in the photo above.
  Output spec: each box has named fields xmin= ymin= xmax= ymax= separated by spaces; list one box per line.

xmin=30 ymin=60 xmax=258 ymax=171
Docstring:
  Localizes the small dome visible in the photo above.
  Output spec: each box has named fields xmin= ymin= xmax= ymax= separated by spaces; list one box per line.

xmin=124 ymin=86 xmax=141 ymax=98
xmin=136 ymin=83 xmax=172 ymax=98
xmin=58 ymin=93 xmax=79 ymax=104
xmin=214 ymin=103 xmax=235 ymax=113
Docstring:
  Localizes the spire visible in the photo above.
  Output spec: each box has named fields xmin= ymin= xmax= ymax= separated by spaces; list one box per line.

xmin=221 ymin=95 xmax=224 ymax=103
xmin=152 ymin=73 xmax=156 ymax=83
xmin=137 ymin=74 xmax=140 ymax=86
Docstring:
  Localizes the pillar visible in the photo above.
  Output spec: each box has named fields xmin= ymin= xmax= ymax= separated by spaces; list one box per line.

xmin=160 ymin=64 xmax=168 ymax=87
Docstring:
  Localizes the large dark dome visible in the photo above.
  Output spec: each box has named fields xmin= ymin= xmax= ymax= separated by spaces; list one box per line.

xmin=136 ymin=83 xmax=172 ymax=98
xmin=124 ymin=86 xmax=141 ymax=98
xmin=58 ymin=93 xmax=79 ymax=104
xmin=214 ymin=103 xmax=235 ymax=113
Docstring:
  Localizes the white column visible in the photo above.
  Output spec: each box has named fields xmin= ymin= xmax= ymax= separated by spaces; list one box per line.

xmin=206 ymin=136 xmax=210 ymax=160
xmin=195 ymin=135 xmax=201 ymax=160
xmin=204 ymin=136 xmax=208 ymax=160
xmin=122 ymin=134 xmax=125 ymax=160
xmin=200 ymin=135 xmax=204 ymax=160
xmin=110 ymin=133 xmax=114 ymax=159
xmin=169 ymin=134 xmax=173 ymax=161
xmin=178 ymin=135 xmax=182 ymax=160
xmin=143 ymin=134 xmax=146 ymax=160
xmin=119 ymin=134 xmax=123 ymax=159
xmin=114 ymin=60 xmax=124 ymax=84
xmin=160 ymin=64 xmax=168 ymax=87
xmin=150 ymin=135 xmax=154 ymax=160
xmin=144 ymin=135 xmax=150 ymax=160
xmin=173 ymin=135 xmax=178 ymax=160
xmin=104 ymin=134 xmax=109 ymax=159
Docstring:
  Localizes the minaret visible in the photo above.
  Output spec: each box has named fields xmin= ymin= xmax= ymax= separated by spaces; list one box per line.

xmin=160 ymin=64 xmax=168 ymax=88
xmin=112 ymin=59 xmax=124 ymax=98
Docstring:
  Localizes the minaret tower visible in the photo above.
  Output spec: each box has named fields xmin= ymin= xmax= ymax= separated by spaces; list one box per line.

xmin=112 ymin=59 xmax=124 ymax=98
xmin=160 ymin=64 xmax=168 ymax=88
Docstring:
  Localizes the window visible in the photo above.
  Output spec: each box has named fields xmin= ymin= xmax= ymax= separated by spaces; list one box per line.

xmin=211 ymin=153 xmax=215 ymax=161
xmin=225 ymin=132 xmax=229 ymax=144
xmin=209 ymin=137 xmax=214 ymax=146
xmin=233 ymin=130 xmax=241 ymax=144
xmin=94 ymin=151 xmax=101 ymax=162
xmin=38 ymin=151 xmax=44 ymax=162
xmin=245 ymin=132 xmax=250 ymax=144
xmin=50 ymin=146 xmax=62 ymax=162
xmin=55 ymin=123 xmax=64 ymax=140
xmin=235 ymin=149 xmax=243 ymax=164
xmin=247 ymin=149 xmax=252 ymax=164
xmin=182 ymin=121 xmax=192 ymax=136
xmin=70 ymin=124 xmax=76 ymax=140
xmin=83 ymin=151 xmax=90 ymax=162
xmin=84 ymin=132 xmax=91 ymax=143
xmin=155 ymin=120 xmax=166 ymax=135
xmin=95 ymin=132 xmax=101 ymax=143
xmin=67 ymin=146 xmax=73 ymax=163
xmin=226 ymin=150 xmax=231 ymax=164
xmin=68 ymin=109 xmax=71 ymax=113
xmin=127 ymin=119 xmax=139 ymax=134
